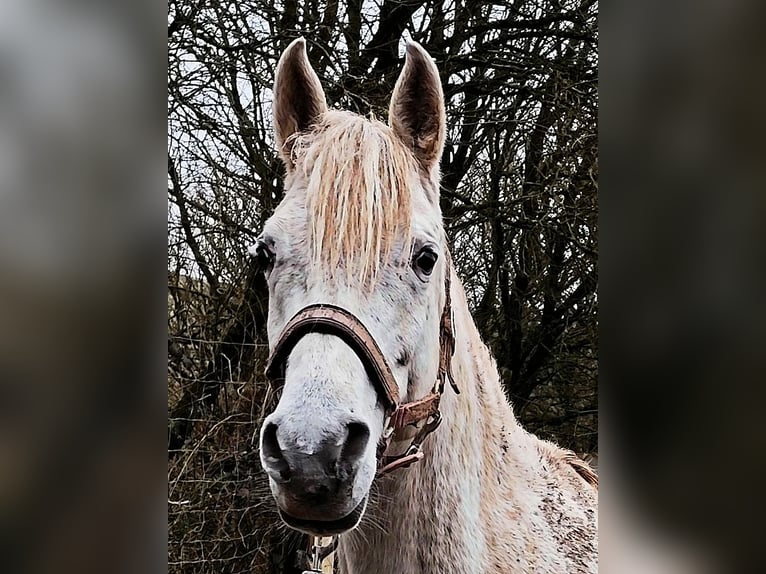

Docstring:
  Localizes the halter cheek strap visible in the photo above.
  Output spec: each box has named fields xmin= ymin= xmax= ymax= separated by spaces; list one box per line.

xmin=264 ymin=259 xmax=458 ymax=475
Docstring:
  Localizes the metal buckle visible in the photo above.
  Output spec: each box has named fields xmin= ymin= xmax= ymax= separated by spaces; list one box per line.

xmin=405 ymin=411 xmax=442 ymax=457
xmin=381 ymin=416 xmax=395 ymax=440
xmin=423 ymin=411 xmax=442 ymax=434
xmin=377 ymin=410 xmax=444 ymax=476
xmin=304 ymin=536 xmax=337 ymax=573
xmin=412 ymin=411 xmax=442 ymax=448
xmin=311 ymin=536 xmax=322 ymax=571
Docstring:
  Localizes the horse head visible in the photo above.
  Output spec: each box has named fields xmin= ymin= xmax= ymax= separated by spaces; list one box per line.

xmin=255 ymin=38 xmax=449 ymax=536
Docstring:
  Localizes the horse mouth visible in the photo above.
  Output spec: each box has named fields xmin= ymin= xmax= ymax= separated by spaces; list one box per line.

xmin=278 ymin=496 xmax=367 ymax=535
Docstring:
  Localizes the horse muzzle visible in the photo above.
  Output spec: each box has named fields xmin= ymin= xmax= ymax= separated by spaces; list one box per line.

xmin=260 ymin=414 xmax=372 ymax=534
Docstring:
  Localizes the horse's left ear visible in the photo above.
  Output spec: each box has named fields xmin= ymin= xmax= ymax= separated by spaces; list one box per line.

xmin=388 ymin=41 xmax=446 ymax=178
xmin=273 ymin=38 xmax=328 ymax=171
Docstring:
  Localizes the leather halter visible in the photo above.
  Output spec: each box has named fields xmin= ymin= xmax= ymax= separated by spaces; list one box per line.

xmin=264 ymin=260 xmax=459 ymax=475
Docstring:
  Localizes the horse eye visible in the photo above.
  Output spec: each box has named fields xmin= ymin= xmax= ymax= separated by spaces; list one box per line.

xmin=413 ymin=248 xmax=438 ymax=277
xmin=252 ymin=240 xmax=275 ymax=274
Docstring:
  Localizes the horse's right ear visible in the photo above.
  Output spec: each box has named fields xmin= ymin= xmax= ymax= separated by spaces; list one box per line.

xmin=273 ymin=38 xmax=327 ymax=170
xmin=388 ymin=41 xmax=446 ymax=179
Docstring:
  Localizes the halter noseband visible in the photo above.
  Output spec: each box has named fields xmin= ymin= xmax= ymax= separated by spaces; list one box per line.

xmin=264 ymin=260 xmax=459 ymax=475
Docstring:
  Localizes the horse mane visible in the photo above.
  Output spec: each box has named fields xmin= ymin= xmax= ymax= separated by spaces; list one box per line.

xmin=563 ymin=451 xmax=599 ymax=489
xmin=288 ymin=110 xmax=415 ymax=286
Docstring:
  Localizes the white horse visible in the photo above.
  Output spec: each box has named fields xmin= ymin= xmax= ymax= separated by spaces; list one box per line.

xmin=255 ymin=38 xmax=597 ymax=574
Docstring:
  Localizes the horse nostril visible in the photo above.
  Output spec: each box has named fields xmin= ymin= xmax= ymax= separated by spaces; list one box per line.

xmin=261 ymin=421 xmax=291 ymax=481
xmin=340 ymin=421 xmax=370 ymax=468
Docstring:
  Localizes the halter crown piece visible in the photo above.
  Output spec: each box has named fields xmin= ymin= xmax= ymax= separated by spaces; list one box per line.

xmin=264 ymin=257 xmax=459 ymax=476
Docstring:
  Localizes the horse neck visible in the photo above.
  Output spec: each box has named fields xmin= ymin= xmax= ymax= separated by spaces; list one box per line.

xmin=340 ymin=274 xmax=527 ymax=573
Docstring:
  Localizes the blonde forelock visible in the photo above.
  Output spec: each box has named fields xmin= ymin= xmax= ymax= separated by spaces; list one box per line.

xmin=289 ymin=110 xmax=415 ymax=286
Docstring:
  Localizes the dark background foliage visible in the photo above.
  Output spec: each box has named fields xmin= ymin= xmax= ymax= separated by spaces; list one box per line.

xmin=168 ymin=1 xmax=597 ymax=571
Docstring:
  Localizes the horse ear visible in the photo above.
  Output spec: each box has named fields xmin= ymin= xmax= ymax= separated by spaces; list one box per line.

xmin=388 ymin=41 xmax=446 ymax=177
xmin=273 ymin=38 xmax=328 ymax=169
